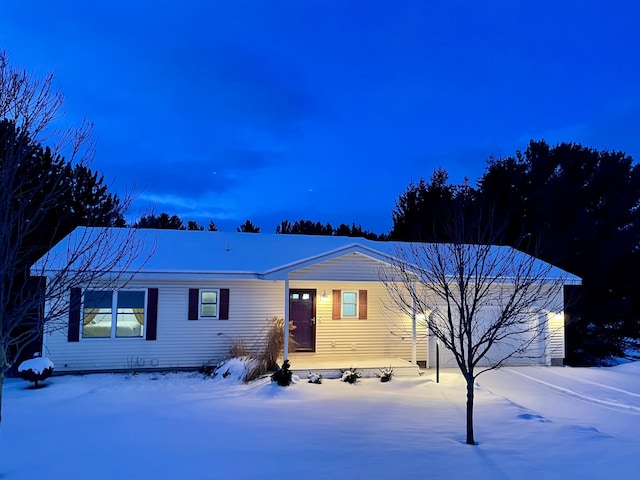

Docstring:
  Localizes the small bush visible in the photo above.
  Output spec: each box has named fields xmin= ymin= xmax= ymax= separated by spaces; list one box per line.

xmin=199 ymin=362 xmax=215 ymax=376
xmin=377 ymin=366 xmax=394 ymax=382
xmin=340 ymin=367 xmax=361 ymax=384
xmin=308 ymin=372 xmax=323 ymax=384
xmin=271 ymin=359 xmax=293 ymax=386
xmin=18 ymin=357 xmax=54 ymax=388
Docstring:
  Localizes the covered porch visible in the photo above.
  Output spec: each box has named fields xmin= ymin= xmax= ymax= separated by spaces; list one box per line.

xmin=287 ymin=355 xmax=422 ymax=379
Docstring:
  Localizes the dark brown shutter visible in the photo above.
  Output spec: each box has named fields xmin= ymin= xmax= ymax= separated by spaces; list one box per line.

xmin=188 ymin=288 xmax=199 ymax=320
xmin=358 ymin=290 xmax=368 ymax=319
xmin=68 ymin=287 xmax=82 ymax=342
xmin=332 ymin=290 xmax=341 ymax=319
xmin=145 ymin=288 xmax=159 ymax=340
xmin=219 ymin=288 xmax=230 ymax=320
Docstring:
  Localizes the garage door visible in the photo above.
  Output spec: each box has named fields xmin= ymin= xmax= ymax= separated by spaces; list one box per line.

xmin=427 ymin=308 xmax=545 ymax=368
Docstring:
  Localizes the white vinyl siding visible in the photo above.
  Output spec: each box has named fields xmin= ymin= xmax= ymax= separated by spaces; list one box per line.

xmin=291 ymin=279 xmax=426 ymax=362
xmin=44 ymin=279 xmax=284 ymax=372
xmin=289 ymin=252 xmax=384 ymax=281
xmin=43 ymin=252 xmax=563 ymax=371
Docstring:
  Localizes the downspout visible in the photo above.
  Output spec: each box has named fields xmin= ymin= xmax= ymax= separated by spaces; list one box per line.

xmin=40 ymin=275 xmax=51 ymax=356
xmin=283 ymin=278 xmax=290 ymax=362
xmin=41 ymin=297 xmax=49 ymax=356
xmin=411 ymin=281 xmax=417 ymax=365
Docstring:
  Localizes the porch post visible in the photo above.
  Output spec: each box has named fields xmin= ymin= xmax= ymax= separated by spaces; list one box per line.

xmin=411 ymin=282 xmax=417 ymax=365
xmin=284 ymin=278 xmax=290 ymax=361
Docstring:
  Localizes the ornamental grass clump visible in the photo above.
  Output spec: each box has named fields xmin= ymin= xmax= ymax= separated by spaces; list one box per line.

xmin=245 ymin=316 xmax=298 ymax=382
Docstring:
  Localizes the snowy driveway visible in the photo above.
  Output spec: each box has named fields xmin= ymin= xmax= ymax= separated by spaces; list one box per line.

xmin=478 ymin=364 xmax=640 ymax=425
xmin=483 ymin=365 xmax=640 ymax=413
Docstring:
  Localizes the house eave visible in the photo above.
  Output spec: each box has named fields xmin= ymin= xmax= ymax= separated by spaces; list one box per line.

xmin=261 ymin=244 xmax=398 ymax=280
xmin=38 ymin=269 xmax=263 ymax=281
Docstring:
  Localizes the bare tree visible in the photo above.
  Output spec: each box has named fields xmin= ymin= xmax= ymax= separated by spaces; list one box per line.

xmin=381 ymin=203 xmax=567 ymax=445
xmin=0 ymin=51 xmax=148 ymax=428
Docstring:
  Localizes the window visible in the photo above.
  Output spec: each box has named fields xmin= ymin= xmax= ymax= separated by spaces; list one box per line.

xmin=82 ymin=290 xmax=146 ymax=339
xmin=117 ymin=291 xmax=146 ymax=338
xmin=342 ymin=291 xmax=357 ymax=317
xmin=332 ymin=289 xmax=368 ymax=320
xmin=82 ymin=291 xmax=112 ymax=338
xmin=291 ymin=293 xmax=311 ymax=300
xmin=200 ymin=290 xmax=219 ymax=318
xmin=188 ymin=288 xmax=230 ymax=320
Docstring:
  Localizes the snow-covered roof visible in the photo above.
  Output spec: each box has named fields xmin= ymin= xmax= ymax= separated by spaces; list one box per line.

xmin=35 ymin=227 xmax=581 ymax=283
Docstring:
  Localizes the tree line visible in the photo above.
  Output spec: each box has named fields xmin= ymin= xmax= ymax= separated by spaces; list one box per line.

xmin=389 ymin=141 xmax=640 ymax=365
xmin=6 ymin=124 xmax=639 ymax=367
xmin=2 ymin=47 xmax=639 ymax=383
xmin=131 ymin=214 xmax=385 ymax=239
xmin=22 ymin=138 xmax=638 ymax=365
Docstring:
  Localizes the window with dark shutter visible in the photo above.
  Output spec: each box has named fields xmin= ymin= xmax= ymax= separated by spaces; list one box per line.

xmin=189 ymin=288 xmax=229 ymax=320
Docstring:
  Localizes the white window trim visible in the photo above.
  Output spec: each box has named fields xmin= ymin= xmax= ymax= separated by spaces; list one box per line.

xmin=342 ymin=291 xmax=358 ymax=318
xmin=82 ymin=290 xmax=147 ymax=340
xmin=199 ymin=289 xmax=221 ymax=320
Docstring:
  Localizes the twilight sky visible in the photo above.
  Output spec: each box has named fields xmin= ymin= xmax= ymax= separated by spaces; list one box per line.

xmin=2 ymin=1 xmax=639 ymax=234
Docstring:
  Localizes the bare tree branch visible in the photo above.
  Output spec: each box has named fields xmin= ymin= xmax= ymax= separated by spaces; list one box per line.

xmin=0 ymin=51 xmax=151 ymax=430
xmin=380 ymin=215 xmax=569 ymax=445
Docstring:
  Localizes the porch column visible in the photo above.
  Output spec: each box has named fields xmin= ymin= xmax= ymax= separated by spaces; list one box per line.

xmin=411 ymin=282 xmax=417 ymax=365
xmin=283 ymin=278 xmax=290 ymax=361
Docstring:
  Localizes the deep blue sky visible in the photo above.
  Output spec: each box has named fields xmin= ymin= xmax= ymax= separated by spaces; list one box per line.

xmin=2 ymin=1 xmax=639 ymax=233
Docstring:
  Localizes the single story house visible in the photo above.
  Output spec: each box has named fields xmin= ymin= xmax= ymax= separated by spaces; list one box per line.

xmin=37 ymin=228 xmax=580 ymax=374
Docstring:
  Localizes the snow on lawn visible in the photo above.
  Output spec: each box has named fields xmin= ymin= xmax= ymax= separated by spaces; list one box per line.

xmin=3 ymin=363 xmax=640 ymax=479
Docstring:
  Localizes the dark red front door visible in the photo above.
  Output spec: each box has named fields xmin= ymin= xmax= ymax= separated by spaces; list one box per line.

xmin=290 ymin=289 xmax=316 ymax=352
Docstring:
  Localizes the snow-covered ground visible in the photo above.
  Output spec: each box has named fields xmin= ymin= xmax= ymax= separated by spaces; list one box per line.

xmin=3 ymin=362 xmax=640 ymax=479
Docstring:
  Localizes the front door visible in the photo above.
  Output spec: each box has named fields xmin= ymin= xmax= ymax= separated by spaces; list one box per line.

xmin=290 ymin=289 xmax=316 ymax=352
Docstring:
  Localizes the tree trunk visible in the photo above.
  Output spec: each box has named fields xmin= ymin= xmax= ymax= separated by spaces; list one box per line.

xmin=465 ymin=376 xmax=475 ymax=445
xmin=0 ymin=344 xmax=6 ymax=429
xmin=0 ymin=371 xmax=4 ymax=430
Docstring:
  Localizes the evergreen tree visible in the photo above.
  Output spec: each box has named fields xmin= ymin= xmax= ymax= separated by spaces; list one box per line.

xmin=276 ymin=219 xmax=333 ymax=235
xmin=237 ymin=219 xmax=260 ymax=233
xmin=391 ymin=141 xmax=640 ymax=364
xmin=134 ymin=213 xmax=186 ymax=230
xmin=187 ymin=220 xmax=204 ymax=231
xmin=390 ymin=168 xmax=456 ymax=241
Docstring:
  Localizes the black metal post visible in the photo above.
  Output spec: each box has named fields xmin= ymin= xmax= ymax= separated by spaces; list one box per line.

xmin=436 ymin=341 xmax=440 ymax=383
